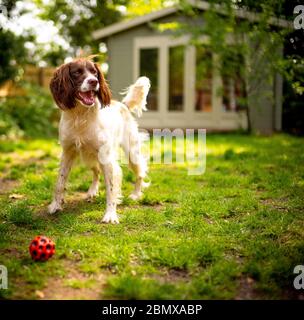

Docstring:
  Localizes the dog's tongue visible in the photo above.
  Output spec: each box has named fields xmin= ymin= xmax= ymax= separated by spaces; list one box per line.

xmin=78 ymin=91 xmax=95 ymax=105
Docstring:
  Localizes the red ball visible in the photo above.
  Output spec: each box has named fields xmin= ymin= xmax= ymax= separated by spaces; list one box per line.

xmin=29 ymin=236 xmax=55 ymax=261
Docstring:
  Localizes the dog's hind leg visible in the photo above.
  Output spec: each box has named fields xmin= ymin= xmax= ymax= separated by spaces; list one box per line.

xmin=128 ymin=157 xmax=149 ymax=200
xmin=120 ymin=76 xmax=151 ymax=200
xmin=123 ymin=133 xmax=149 ymax=201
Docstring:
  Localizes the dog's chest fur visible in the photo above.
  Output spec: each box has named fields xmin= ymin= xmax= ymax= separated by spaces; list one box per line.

xmin=59 ymin=103 xmax=103 ymax=160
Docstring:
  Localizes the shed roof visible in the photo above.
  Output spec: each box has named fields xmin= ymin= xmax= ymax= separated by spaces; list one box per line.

xmin=92 ymin=0 xmax=292 ymax=40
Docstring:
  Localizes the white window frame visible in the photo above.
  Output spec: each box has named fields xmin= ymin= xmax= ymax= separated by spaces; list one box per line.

xmin=134 ymin=35 xmax=247 ymax=129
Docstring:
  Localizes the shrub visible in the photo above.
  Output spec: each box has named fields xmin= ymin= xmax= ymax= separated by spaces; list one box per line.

xmin=0 ymin=82 xmax=59 ymax=138
xmin=0 ymin=30 xmax=27 ymax=85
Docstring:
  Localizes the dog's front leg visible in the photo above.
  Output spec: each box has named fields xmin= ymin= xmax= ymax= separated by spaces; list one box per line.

xmin=48 ymin=148 xmax=76 ymax=214
xmin=101 ymin=161 xmax=122 ymax=224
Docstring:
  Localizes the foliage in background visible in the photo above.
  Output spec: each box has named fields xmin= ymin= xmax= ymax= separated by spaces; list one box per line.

xmin=282 ymin=24 xmax=304 ymax=135
xmin=0 ymin=0 xmax=131 ymax=69
xmin=126 ymin=0 xmax=168 ymax=17
xmin=0 ymin=0 xmax=172 ymax=139
xmin=0 ymin=1 xmax=27 ymax=85
xmin=0 ymin=0 xmax=303 ymax=135
xmin=159 ymin=0 xmax=303 ymax=133
xmin=35 ymin=0 xmax=172 ymax=65
xmin=35 ymin=0 xmax=130 ymax=65
xmin=283 ymin=79 xmax=304 ymax=135
xmin=0 ymin=82 xmax=58 ymax=138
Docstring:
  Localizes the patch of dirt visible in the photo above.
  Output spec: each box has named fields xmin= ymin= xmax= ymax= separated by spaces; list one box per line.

xmin=204 ymin=217 xmax=214 ymax=224
xmin=37 ymin=192 xmax=92 ymax=218
xmin=129 ymin=202 xmax=179 ymax=213
xmin=0 ymin=152 xmax=50 ymax=180
xmin=9 ymin=278 xmax=35 ymax=300
xmin=130 ymin=204 xmax=164 ymax=212
xmin=1 ymin=247 xmax=24 ymax=259
xmin=163 ymin=269 xmax=191 ymax=282
xmin=41 ymin=260 xmax=108 ymax=300
xmin=0 ymin=179 xmax=19 ymax=195
xmin=235 ymin=277 xmax=262 ymax=300
xmin=281 ymin=287 xmax=304 ymax=300
xmin=148 ymin=268 xmax=191 ymax=284
xmin=260 ymin=198 xmax=289 ymax=212
xmin=4 ymin=151 xmax=50 ymax=167
xmin=237 ymin=277 xmax=304 ymax=300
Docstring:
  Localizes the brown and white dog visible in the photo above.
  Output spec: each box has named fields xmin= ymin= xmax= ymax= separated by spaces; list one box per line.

xmin=48 ymin=57 xmax=150 ymax=223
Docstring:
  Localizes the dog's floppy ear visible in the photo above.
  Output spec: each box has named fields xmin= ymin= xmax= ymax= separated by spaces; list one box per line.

xmin=94 ymin=63 xmax=111 ymax=107
xmin=50 ymin=63 xmax=75 ymax=110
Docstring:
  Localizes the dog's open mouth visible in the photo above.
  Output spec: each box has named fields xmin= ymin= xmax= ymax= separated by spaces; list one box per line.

xmin=76 ymin=90 xmax=96 ymax=106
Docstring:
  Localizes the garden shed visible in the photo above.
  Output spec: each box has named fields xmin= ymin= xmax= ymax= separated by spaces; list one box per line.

xmin=93 ymin=1 xmax=288 ymax=133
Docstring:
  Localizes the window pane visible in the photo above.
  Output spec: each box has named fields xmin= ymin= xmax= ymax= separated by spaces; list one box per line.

xmin=140 ymin=48 xmax=158 ymax=111
xmin=221 ymin=52 xmax=246 ymax=112
xmin=169 ymin=46 xmax=184 ymax=111
xmin=195 ymin=46 xmax=212 ymax=112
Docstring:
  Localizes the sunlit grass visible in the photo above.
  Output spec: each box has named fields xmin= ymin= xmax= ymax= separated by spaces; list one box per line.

xmin=0 ymin=133 xmax=303 ymax=299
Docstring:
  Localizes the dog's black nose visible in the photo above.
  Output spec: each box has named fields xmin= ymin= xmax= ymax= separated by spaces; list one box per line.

xmin=88 ymin=79 xmax=98 ymax=86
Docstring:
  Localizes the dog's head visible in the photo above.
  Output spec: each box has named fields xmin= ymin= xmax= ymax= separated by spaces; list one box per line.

xmin=50 ymin=57 xmax=111 ymax=109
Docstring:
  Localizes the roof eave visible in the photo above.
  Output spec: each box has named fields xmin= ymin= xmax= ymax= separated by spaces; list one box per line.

xmin=92 ymin=0 xmax=292 ymax=40
xmin=92 ymin=7 xmax=177 ymax=40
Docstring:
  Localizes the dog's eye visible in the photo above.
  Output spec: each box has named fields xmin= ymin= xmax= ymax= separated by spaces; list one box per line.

xmin=73 ymin=69 xmax=83 ymax=76
xmin=90 ymin=69 xmax=97 ymax=75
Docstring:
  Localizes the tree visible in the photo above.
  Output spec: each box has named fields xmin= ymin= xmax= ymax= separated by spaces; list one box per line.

xmin=35 ymin=0 xmax=130 ymax=65
xmin=159 ymin=0 xmax=303 ymax=133
xmin=36 ymin=0 xmax=175 ymax=65
xmin=0 ymin=1 xmax=27 ymax=84
xmin=126 ymin=0 xmax=167 ymax=17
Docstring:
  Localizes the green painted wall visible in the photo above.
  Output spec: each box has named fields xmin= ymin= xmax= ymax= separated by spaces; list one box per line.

xmin=107 ymin=25 xmax=153 ymax=99
xmin=105 ymin=13 xmax=194 ymax=99
xmin=102 ymin=13 xmax=282 ymax=132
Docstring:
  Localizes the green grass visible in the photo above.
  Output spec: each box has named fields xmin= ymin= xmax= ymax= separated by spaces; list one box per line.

xmin=0 ymin=133 xmax=303 ymax=299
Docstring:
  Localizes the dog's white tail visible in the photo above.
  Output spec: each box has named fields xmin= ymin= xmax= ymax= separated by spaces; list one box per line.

xmin=121 ymin=77 xmax=150 ymax=117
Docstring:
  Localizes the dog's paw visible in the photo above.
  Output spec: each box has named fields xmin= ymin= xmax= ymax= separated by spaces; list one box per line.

xmin=86 ymin=186 xmax=99 ymax=201
xmin=129 ymin=191 xmax=143 ymax=201
xmin=48 ymin=201 xmax=62 ymax=214
xmin=102 ymin=211 xmax=119 ymax=224
xmin=86 ymin=191 xmax=98 ymax=202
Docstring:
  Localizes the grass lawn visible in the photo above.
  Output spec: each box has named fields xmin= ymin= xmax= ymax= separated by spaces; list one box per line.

xmin=0 ymin=133 xmax=303 ymax=299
